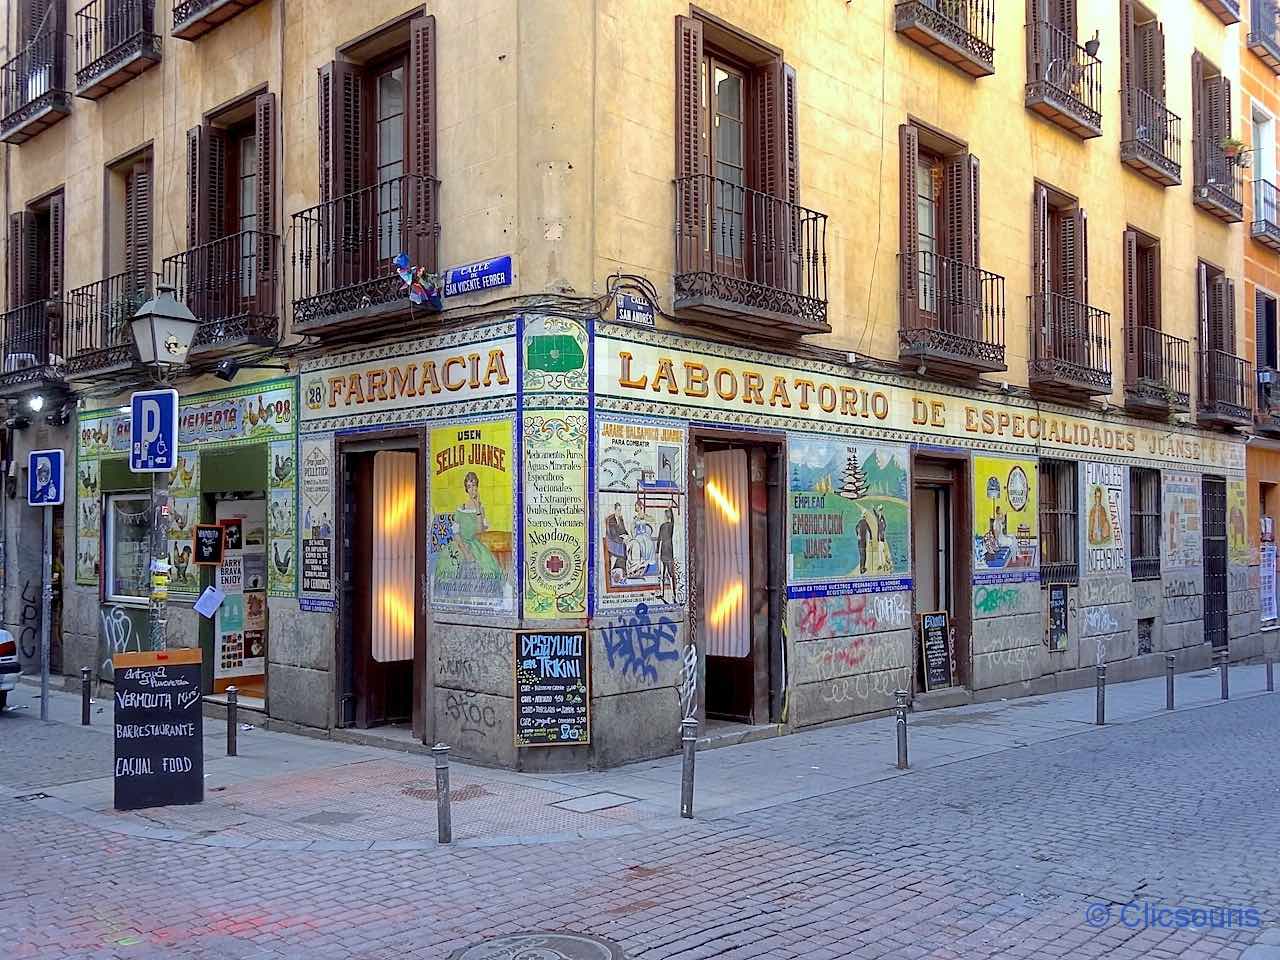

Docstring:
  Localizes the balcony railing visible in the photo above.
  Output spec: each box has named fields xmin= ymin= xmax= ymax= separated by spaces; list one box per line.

xmin=74 ymin=0 xmax=161 ymax=100
xmin=893 ymin=0 xmax=995 ymax=78
xmin=1195 ymin=150 xmax=1245 ymax=223
xmin=1125 ymin=325 xmax=1191 ymax=414
xmin=1200 ymin=0 xmax=1241 ymax=27
xmin=1252 ymin=180 xmax=1280 ymax=251
xmin=0 ymin=12 xmax=71 ymax=144
xmin=1250 ymin=0 xmax=1280 ymax=73
xmin=292 ymin=175 xmax=438 ymax=335
xmin=64 ymin=270 xmax=155 ymax=378
xmin=0 ymin=300 xmax=64 ymax=393
xmin=1025 ymin=20 xmax=1103 ymax=139
xmin=1028 ymin=292 xmax=1112 ymax=397
xmin=163 ymin=230 xmax=279 ymax=352
xmin=898 ymin=250 xmax=1006 ymax=374
xmin=1198 ymin=349 xmax=1253 ymax=426
xmin=1120 ymin=89 xmax=1182 ymax=186
xmin=674 ymin=173 xmax=829 ymax=336
xmin=172 ymin=0 xmax=267 ymax=41
xmin=1258 ymin=372 xmax=1280 ymax=434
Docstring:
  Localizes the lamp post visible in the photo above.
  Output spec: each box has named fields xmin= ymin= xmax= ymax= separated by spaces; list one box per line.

xmin=128 ymin=285 xmax=200 ymax=651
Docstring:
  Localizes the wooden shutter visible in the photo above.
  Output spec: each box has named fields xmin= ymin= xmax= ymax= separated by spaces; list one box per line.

xmin=8 ymin=211 xmax=33 ymax=309
xmin=124 ymin=161 xmax=152 ymax=284
xmin=1198 ymin=261 xmax=1209 ymax=352
xmin=1120 ymin=0 xmax=1136 ymax=136
xmin=318 ymin=60 xmax=364 ymax=204
xmin=782 ymin=65 xmax=798 ymax=206
xmin=899 ymin=124 xmax=919 ymax=325
xmin=1191 ymin=53 xmax=1205 ymax=184
xmin=1206 ymin=75 xmax=1231 ymax=147
xmin=48 ymin=191 xmax=64 ymax=301
xmin=255 ymin=91 xmax=278 ymax=314
xmin=1070 ymin=207 xmax=1088 ymax=304
xmin=1257 ymin=287 xmax=1271 ymax=370
xmin=675 ymin=16 xmax=704 ymax=271
xmin=1147 ymin=241 xmax=1161 ymax=330
xmin=1136 ymin=20 xmax=1165 ymax=103
xmin=186 ymin=124 xmax=227 ymax=249
xmin=1219 ymin=277 xmax=1237 ymax=352
xmin=1124 ymin=229 xmax=1139 ymax=379
xmin=962 ymin=154 xmax=980 ymax=267
xmin=1052 ymin=0 xmax=1076 ymax=36
xmin=407 ymin=15 xmax=437 ymax=271
xmin=1032 ymin=183 xmax=1049 ymax=297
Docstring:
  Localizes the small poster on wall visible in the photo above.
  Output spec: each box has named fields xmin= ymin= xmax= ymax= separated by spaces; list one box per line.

xmin=919 ymin=611 xmax=953 ymax=691
xmin=193 ymin=525 xmax=225 ymax=565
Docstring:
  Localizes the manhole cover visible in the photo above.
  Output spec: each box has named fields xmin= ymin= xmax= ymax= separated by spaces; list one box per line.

xmin=451 ymin=932 xmax=625 ymax=960
xmin=401 ymin=781 xmax=491 ymax=802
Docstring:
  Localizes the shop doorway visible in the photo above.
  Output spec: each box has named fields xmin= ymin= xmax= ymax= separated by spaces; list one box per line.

xmin=696 ymin=438 xmax=783 ymax=727
xmin=210 ymin=493 xmax=269 ymax=707
xmin=1202 ymin=475 xmax=1228 ymax=649
xmin=911 ymin=455 xmax=971 ymax=689
xmin=340 ymin=443 xmax=423 ymax=732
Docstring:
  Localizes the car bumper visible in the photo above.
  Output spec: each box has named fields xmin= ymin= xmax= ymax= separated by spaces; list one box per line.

xmin=0 ymin=662 xmax=21 ymax=689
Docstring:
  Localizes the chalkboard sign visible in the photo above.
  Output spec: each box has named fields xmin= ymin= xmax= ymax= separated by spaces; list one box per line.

xmin=1047 ymin=582 xmax=1069 ymax=652
xmin=919 ymin=611 xmax=953 ymax=691
xmin=113 ymin=649 xmax=204 ymax=811
xmin=514 ymin=631 xmax=590 ymax=747
xmin=193 ymin=524 xmax=225 ymax=565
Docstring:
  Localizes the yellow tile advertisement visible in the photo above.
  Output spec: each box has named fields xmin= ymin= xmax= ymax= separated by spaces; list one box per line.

xmin=429 ymin=421 xmax=516 ymax=614
xmin=973 ymin=456 xmax=1039 ymax=585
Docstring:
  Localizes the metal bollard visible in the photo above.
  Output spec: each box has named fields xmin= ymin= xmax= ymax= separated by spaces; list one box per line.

xmin=1267 ymin=656 xmax=1274 ymax=693
xmin=894 ymin=689 xmax=909 ymax=770
xmin=1217 ymin=650 xmax=1229 ymax=701
xmin=680 ymin=718 xmax=698 ymax=819
xmin=433 ymin=743 xmax=452 ymax=843
xmin=226 ymin=686 xmax=238 ymax=756
xmin=80 ymin=667 xmax=92 ymax=726
xmin=1165 ymin=654 xmax=1176 ymax=711
xmin=1095 ymin=664 xmax=1106 ymax=726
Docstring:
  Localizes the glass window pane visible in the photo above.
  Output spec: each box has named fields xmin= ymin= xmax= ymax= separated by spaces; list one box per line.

xmin=378 ymin=69 xmax=404 ymax=122
xmin=379 ymin=118 xmax=404 ymax=171
xmin=714 ymin=68 xmax=741 ymax=121
xmin=108 ymin=495 xmax=152 ymax=601
xmin=715 ymin=117 xmax=742 ymax=167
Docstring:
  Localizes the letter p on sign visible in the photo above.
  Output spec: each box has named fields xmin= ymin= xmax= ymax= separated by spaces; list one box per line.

xmin=130 ymin=389 xmax=179 ymax=473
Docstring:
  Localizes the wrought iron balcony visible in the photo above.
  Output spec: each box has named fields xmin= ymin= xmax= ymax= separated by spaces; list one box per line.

xmin=1198 ymin=349 xmax=1253 ymax=427
xmin=0 ymin=14 xmax=71 ymax=144
xmin=1200 ymin=0 xmax=1241 ymax=26
xmin=674 ymin=174 xmax=829 ymax=337
xmin=1194 ymin=150 xmax=1245 ymax=223
xmin=1250 ymin=0 xmax=1280 ymax=73
xmin=163 ymin=230 xmax=279 ymax=354
xmin=292 ymin=175 xmax=439 ymax=337
xmin=1252 ymin=180 xmax=1280 ymax=251
xmin=74 ymin=0 xmax=161 ymax=100
xmin=1257 ymin=371 xmax=1280 ymax=435
xmin=63 ymin=270 xmax=155 ymax=379
xmin=1028 ymin=292 xmax=1112 ymax=397
xmin=898 ymin=250 xmax=1006 ymax=375
xmin=172 ymin=0 xmax=267 ymax=41
xmin=0 ymin=300 xmax=64 ymax=395
xmin=894 ymin=0 xmax=995 ymax=78
xmin=1120 ymin=89 xmax=1182 ymax=187
xmin=1124 ymin=325 xmax=1191 ymax=416
xmin=1025 ymin=20 xmax=1103 ymax=140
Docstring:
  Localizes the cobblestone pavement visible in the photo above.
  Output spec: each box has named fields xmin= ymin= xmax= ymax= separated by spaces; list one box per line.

xmin=1 ymin=688 xmax=1278 ymax=959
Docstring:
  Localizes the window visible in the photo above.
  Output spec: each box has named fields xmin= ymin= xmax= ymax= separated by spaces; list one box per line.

xmin=1257 ymin=288 xmax=1278 ymax=372
xmin=374 ymin=61 xmax=406 ymax=260
xmin=1123 ymin=228 xmax=1166 ymax=384
xmin=1131 ymin=467 xmax=1161 ymax=579
xmin=1032 ymin=182 xmax=1088 ymax=304
xmin=1120 ymin=1 xmax=1166 ymax=106
xmin=1197 ymin=260 xmax=1237 ymax=355
xmin=106 ymin=493 xmax=152 ymax=603
xmin=7 ymin=189 xmax=64 ymax=309
xmin=1191 ymin=53 xmax=1234 ymax=187
xmin=898 ymin=124 xmax=980 ymax=329
xmin=1039 ymin=459 xmax=1078 ymax=584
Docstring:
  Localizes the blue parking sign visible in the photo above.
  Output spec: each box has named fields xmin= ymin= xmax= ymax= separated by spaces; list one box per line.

xmin=130 ymin=389 xmax=179 ymax=473
xmin=28 ymin=449 xmax=64 ymax=506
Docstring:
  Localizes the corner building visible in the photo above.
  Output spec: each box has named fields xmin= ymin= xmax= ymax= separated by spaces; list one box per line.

xmin=0 ymin=0 xmax=1268 ymax=769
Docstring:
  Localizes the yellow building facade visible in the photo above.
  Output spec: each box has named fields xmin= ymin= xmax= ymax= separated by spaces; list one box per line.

xmin=0 ymin=0 xmax=1266 ymax=768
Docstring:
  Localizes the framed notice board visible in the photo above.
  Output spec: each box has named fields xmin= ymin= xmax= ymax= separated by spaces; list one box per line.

xmin=514 ymin=630 xmax=590 ymax=747
xmin=113 ymin=648 xmax=204 ymax=811
xmin=193 ymin=524 xmax=225 ymax=565
xmin=1047 ymin=582 xmax=1069 ymax=652
xmin=919 ymin=610 xmax=953 ymax=691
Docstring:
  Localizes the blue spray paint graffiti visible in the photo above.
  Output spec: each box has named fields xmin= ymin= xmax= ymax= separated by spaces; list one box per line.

xmin=601 ymin=602 xmax=679 ymax=682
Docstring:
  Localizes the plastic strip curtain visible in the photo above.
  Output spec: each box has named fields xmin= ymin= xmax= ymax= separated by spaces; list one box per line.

xmin=703 ymin=449 xmax=750 ymax=658
xmin=372 ymin=451 xmax=416 ymax=663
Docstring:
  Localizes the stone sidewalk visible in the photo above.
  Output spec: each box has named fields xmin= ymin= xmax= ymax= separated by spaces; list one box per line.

xmin=3 ymin=660 xmax=1275 ymax=851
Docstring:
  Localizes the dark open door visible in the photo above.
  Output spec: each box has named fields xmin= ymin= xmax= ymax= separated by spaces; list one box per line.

xmin=1202 ymin=476 xmax=1228 ymax=650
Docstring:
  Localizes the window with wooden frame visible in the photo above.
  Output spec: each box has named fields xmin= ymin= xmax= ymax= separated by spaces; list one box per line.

xmin=7 ymin=189 xmax=64 ymax=310
xmin=1197 ymin=260 xmax=1237 ymax=357
xmin=898 ymin=123 xmax=980 ymax=330
xmin=1120 ymin=1 xmax=1166 ymax=112
xmin=186 ymin=92 xmax=279 ymax=318
xmin=674 ymin=15 xmax=798 ymax=286
xmin=1130 ymin=466 xmax=1161 ymax=580
xmin=1039 ymin=459 xmax=1079 ymax=584
xmin=317 ymin=14 xmax=437 ymax=278
xmin=1123 ymin=229 xmax=1161 ymax=335
xmin=1258 ymin=288 xmax=1278 ymax=373
xmin=1191 ymin=52 xmax=1238 ymax=206
xmin=1031 ymin=182 xmax=1088 ymax=305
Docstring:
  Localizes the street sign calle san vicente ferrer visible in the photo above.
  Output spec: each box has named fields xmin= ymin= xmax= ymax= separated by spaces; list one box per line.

xmin=130 ymin=388 xmax=180 ymax=472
